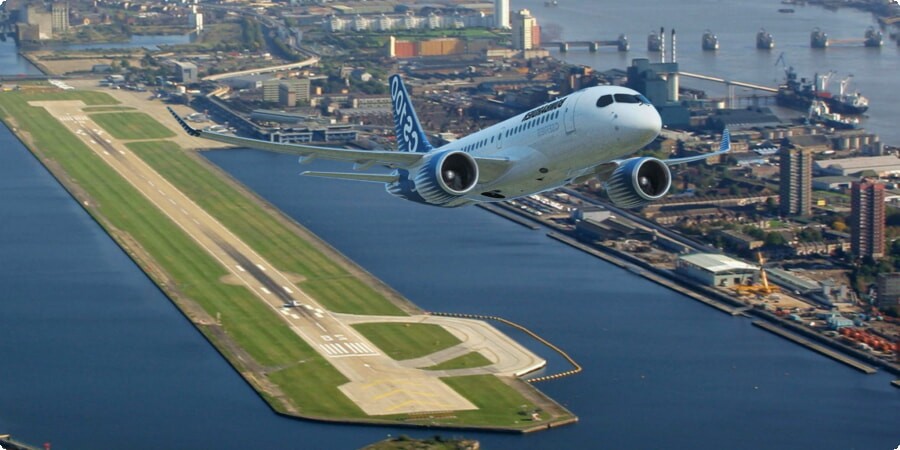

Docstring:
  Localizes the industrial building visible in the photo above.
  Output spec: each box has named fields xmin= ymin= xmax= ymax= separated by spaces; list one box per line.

xmin=675 ymin=253 xmax=759 ymax=287
xmin=174 ymin=61 xmax=198 ymax=84
xmin=876 ymin=272 xmax=900 ymax=311
xmin=625 ymin=58 xmax=690 ymax=128
xmin=815 ymin=155 xmax=900 ymax=177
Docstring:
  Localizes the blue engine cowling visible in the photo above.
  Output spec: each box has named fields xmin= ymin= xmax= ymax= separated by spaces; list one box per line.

xmin=387 ymin=150 xmax=479 ymax=207
xmin=605 ymin=157 xmax=672 ymax=208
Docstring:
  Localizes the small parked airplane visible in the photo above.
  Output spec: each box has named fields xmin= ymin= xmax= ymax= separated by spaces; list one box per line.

xmin=169 ymin=75 xmax=729 ymax=208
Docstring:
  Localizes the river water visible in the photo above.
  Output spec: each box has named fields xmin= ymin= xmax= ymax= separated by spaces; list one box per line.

xmin=1 ymin=3 xmax=899 ymax=449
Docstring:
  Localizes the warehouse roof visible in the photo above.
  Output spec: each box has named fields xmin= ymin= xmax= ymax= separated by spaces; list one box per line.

xmin=678 ymin=253 xmax=759 ymax=273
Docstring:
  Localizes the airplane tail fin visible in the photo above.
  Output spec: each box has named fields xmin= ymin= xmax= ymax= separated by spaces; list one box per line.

xmin=389 ymin=74 xmax=434 ymax=154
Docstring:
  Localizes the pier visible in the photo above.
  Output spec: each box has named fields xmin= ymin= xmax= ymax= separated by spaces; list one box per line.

xmin=752 ymin=321 xmax=878 ymax=374
xmin=678 ymin=71 xmax=778 ymax=107
xmin=544 ymin=35 xmax=629 ymax=52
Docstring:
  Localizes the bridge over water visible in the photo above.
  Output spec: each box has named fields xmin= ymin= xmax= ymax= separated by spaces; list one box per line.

xmin=544 ymin=35 xmax=630 ymax=52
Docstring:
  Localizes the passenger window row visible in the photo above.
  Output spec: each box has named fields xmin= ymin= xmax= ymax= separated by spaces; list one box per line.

xmin=459 ymin=110 xmax=562 ymax=153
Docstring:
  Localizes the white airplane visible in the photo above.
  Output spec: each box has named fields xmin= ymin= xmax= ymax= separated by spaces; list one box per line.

xmin=169 ymin=75 xmax=729 ymax=208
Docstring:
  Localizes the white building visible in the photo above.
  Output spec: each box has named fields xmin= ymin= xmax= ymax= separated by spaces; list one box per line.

xmin=495 ymin=0 xmax=510 ymax=29
xmin=189 ymin=6 xmax=203 ymax=32
xmin=815 ymin=155 xmax=900 ymax=177
xmin=675 ymin=253 xmax=759 ymax=287
xmin=511 ymin=9 xmax=537 ymax=50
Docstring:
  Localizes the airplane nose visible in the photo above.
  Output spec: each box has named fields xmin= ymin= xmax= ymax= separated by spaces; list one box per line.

xmin=623 ymin=107 xmax=662 ymax=146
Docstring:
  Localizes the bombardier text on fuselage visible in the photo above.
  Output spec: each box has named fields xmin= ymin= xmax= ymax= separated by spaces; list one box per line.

xmin=169 ymin=75 xmax=730 ymax=208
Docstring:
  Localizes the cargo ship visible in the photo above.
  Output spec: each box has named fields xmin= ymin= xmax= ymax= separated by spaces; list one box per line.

xmin=808 ymin=100 xmax=859 ymax=130
xmin=776 ymin=67 xmax=869 ymax=115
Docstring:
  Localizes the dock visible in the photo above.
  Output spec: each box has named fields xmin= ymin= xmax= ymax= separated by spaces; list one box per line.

xmin=752 ymin=321 xmax=877 ymax=374
xmin=545 ymin=231 xmax=741 ymax=315
xmin=477 ymin=203 xmax=541 ymax=230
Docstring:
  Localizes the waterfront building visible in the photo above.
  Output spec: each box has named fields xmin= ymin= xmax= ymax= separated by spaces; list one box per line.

xmin=173 ymin=61 xmax=198 ymax=84
xmin=262 ymin=78 xmax=281 ymax=103
xmin=495 ymin=0 xmax=510 ymax=29
xmin=815 ymin=155 xmax=900 ymax=177
xmin=189 ymin=5 xmax=203 ymax=32
xmin=511 ymin=9 xmax=539 ymax=50
xmin=675 ymin=253 xmax=759 ymax=287
xmin=850 ymin=180 xmax=886 ymax=259
xmin=21 ymin=4 xmax=53 ymax=40
xmin=876 ymin=273 xmax=900 ymax=312
xmin=779 ymin=146 xmax=813 ymax=217
xmin=266 ymin=78 xmax=309 ymax=105
xmin=51 ymin=1 xmax=68 ymax=33
xmin=279 ymin=82 xmax=296 ymax=108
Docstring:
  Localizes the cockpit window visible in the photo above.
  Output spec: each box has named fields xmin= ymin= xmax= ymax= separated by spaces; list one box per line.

xmin=637 ymin=94 xmax=651 ymax=104
xmin=596 ymin=95 xmax=614 ymax=108
xmin=614 ymin=93 xmax=641 ymax=104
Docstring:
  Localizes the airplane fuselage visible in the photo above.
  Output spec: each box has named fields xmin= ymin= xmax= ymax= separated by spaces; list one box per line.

xmin=387 ymin=85 xmax=662 ymax=206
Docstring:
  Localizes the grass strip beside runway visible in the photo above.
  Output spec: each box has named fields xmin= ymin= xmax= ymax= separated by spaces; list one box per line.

xmin=352 ymin=323 xmax=462 ymax=360
xmin=424 ymin=352 xmax=493 ymax=371
xmin=91 ymin=111 xmax=176 ymax=140
xmin=441 ymin=375 xmax=547 ymax=426
xmin=126 ymin=140 xmax=406 ymax=316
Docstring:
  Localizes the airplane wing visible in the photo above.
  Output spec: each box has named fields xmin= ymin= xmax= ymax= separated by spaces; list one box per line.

xmin=574 ymin=129 xmax=731 ymax=184
xmin=167 ymin=107 xmax=425 ymax=168
xmin=662 ymin=128 xmax=731 ymax=166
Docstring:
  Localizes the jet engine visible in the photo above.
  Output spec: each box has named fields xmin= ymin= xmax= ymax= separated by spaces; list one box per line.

xmin=604 ymin=157 xmax=672 ymax=208
xmin=386 ymin=150 xmax=479 ymax=206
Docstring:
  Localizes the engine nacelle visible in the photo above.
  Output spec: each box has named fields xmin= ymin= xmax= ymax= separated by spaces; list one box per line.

xmin=387 ymin=150 xmax=479 ymax=207
xmin=605 ymin=157 xmax=672 ymax=208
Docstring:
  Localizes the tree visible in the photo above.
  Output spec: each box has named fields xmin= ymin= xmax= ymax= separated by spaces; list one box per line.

xmin=764 ymin=232 xmax=787 ymax=247
xmin=832 ymin=219 xmax=848 ymax=233
xmin=797 ymin=227 xmax=823 ymax=243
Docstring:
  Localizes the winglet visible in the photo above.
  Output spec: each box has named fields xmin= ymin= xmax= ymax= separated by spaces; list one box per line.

xmin=389 ymin=75 xmax=434 ymax=154
xmin=719 ymin=128 xmax=731 ymax=153
xmin=167 ymin=107 xmax=201 ymax=137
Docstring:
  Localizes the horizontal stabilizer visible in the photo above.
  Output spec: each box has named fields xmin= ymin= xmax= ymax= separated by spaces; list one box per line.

xmin=301 ymin=171 xmax=399 ymax=183
xmin=166 ymin=107 xmax=424 ymax=168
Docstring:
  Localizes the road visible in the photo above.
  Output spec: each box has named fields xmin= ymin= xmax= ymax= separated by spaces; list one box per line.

xmin=29 ymin=96 xmax=545 ymax=416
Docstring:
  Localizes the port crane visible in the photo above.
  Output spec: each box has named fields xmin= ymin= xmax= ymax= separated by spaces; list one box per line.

xmin=732 ymin=252 xmax=780 ymax=296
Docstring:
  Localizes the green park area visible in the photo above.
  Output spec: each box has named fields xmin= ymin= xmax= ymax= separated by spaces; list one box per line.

xmin=0 ymin=88 xmax=572 ymax=430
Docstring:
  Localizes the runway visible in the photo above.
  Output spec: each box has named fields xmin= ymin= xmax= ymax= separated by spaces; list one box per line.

xmin=30 ymin=96 xmax=545 ymax=416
